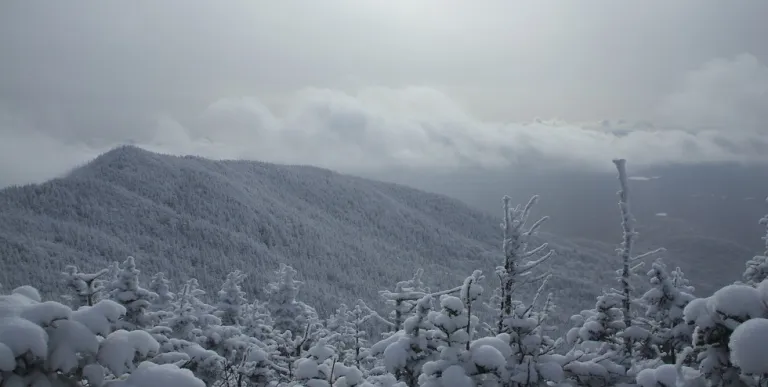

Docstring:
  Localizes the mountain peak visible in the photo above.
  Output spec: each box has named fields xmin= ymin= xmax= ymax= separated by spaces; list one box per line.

xmin=69 ymin=145 xmax=165 ymax=178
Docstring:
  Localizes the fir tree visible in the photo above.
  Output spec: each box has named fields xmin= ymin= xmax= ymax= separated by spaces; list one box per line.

xmin=215 ymin=270 xmax=248 ymax=326
xmin=108 ymin=256 xmax=159 ymax=331
xmin=641 ymin=259 xmax=695 ymax=364
xmin=743 ymin=197 xmax=768 ymax=285
xmin=149 ymin=271 xmax=175 ymax=313
xmin=61 ymin=265 xmax=109 ymax=308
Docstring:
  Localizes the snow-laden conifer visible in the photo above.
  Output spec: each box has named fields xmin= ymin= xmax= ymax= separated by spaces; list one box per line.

xmin=148 ymin=271 xmax=175 ymax=313
xmin=215 ymin=269 xmax=248 ymax=326
xmin=372 ymin=296 xmax=438 ymax=387
xmin=743 ymin=197 xmax=768 ymax=285
xmin=0 ymin=284 xmax=206 ymax=386
xmin=108 ymin=256 xmax=159 ymax=331
xmin=62 ymin=265 xmax=109 ymax=309
xmin=641 ymin=259 xmax=695 ymax=364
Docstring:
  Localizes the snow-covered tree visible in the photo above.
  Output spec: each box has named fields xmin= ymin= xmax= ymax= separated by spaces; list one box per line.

xmin=148 ymin=271 xmax=175 ymax=313
xmin=641 ymin=259 xmax=695 ymax=364
xmin=500 ymin=282 xmax=564 ymax=387
xmin=265 ymin=263 xmax=314 ymax=339
xmin=0 ymin=284 xmax=205 ymax=386
xmin=728 ymin=317 xmax=768 ymax=385
xmin=460 ymin=270 xmax=484 ymax=349
xmin=373 ymin=296 xmax=438 ymax=387
xmin=242 ymin=299 xmax=275 ymax=343
xmin=610 ymin=159 xmax=664 ymax=360
xmin=215 ymin=269 xmax=248 ymax=326
xmin=108 ymin=256 xmax=159 ymax=331
xmin=743 ymin=197 xmax=768 ymax=285
xmin=418 ymin=295 xmax=478 ymax=387
xmin=62 ymin=264 xmax=109 ymax=309
xmin=346 ymin=300 xmax=379 ymax=370
xmin=563 ymin=292 xmax=628 ymax=386
xmin=327 ymin=303 xmax=361 ymax=365
xmin=495 ymin=195 xmax=554 ymax=335
xmin=380 ymin=269 xmax=431 ymax=334
xmin=293 ymin=339 xmax=336 ymax=387
xmin=683 ymin=283 xmax=768 ymax=387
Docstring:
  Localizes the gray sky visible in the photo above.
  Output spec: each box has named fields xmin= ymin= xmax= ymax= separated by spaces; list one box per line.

xmin=1 ymin=0 xmax=767 ymax=186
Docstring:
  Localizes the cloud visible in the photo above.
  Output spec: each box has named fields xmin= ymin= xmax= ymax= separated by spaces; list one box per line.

xmin=2 ymin=55 xmax=768 ymax=188
xmin=138 ymin=85 xmax=768 ymax=174
xmin=656 ymin=53 xmax=768 ymax=131
xmin=0 ymin=109 xmax=104 ymax=187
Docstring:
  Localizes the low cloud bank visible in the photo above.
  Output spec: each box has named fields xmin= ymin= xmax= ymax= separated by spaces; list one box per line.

xmin=1 ymin=54 xmax=766 ymax=188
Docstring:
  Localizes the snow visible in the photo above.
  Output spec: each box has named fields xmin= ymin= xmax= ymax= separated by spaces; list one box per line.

xmin=83 ymin=363 xmax=106 ymax=386
xmin=72 ymin=300 xmax=127 ymax=337
xmin=98 ymin=329 xmax=160 ymax=376
xmin=622 ymin=325 xmax=650 ymax=340
xmin=296 ymin=357 xmax=320 ymax=379
xmin=383 ymin=339 xmax=409 ymax=372
xmin=637 ymin=364 xmax=679 ymax=387
xmin=757 ymin=279 xmax=768 ymax=303
xmin=439 ymin=295 xmax=464 ymax=315
xmin=12 ymin=286 xmax=41 ymax=302
xmin=683 ymin=298 xmax=713 ymax=328
xmin=105 ymin=361 xmax=205 ymax=387
xmin=0 ymin=342 xmax=15 ymax=371
xmin=537 ymin=361 xmax=564 ymax=382
xmin=0 ymin=316 xmax=48 ymax=358
xmin=470 ymin=344 xmax=505 ymax=371
xmin=707 ymin=284 xmax=765 ymax=321
xmin=469 ymin=335 xmax=512 ymax=359
xmin=440 ymin=365 xmax=473 ymax=387
xmin=20 ymin=301 xmax=71 ymax=326
xmin=729 ymin=318 xmax=768 ymax=375
xmin=47 ymin=319 xmax=100 ymax=372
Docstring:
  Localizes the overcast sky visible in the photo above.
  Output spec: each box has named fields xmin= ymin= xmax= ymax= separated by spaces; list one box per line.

xmin=1 ymin=0 xmax=767 ymax=187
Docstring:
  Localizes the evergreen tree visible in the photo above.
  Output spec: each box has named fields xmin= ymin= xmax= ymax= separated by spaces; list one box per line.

xmin=380 ymin=269 xmax=431 ymax=334
xmin=149 ymin=271 xmax=175 ymax=313
xmin=108 ymin=256 xmax=159 ymax=331
xmin=683 ymin=284 xmax=767 ymax=387
xmin=563 ymin=292 xmax=628 ymax=386
xmin=743 ymin=197 xmax=768 ymax=285
xmin=375 ymin=296 xmax=438 ymax=387
xmin=265 ymin=264 xmax=313 ymax=338
xmin=641 ymin=259 xmax=695 ymax=364
xmin=215 ymin=269 xmax=248 ymax=326
xmin=61 ymin=265 xmax=109 ymax=309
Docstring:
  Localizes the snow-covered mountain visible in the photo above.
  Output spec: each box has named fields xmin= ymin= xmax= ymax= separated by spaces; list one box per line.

xmin=0 ymin=146 xmax=613 ymax=322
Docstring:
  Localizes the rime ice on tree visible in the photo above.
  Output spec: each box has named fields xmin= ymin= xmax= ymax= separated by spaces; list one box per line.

xmin=495 ymin=195 xmax=553 ymax=335
xmin=743 ymin=197 xmax=768 ymax=285
xmin=108 ymin=256 xmax=159 ymax=331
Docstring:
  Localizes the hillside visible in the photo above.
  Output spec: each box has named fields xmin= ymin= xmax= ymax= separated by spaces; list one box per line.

xmin=0 ymin=147 xmax=587 ymax=319
xmin=0 ymin=146 xmax=736 ymax=323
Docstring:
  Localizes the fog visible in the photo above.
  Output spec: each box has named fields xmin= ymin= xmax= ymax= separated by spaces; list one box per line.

xmin=1 ymin=1 xmax=767 ymax=187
